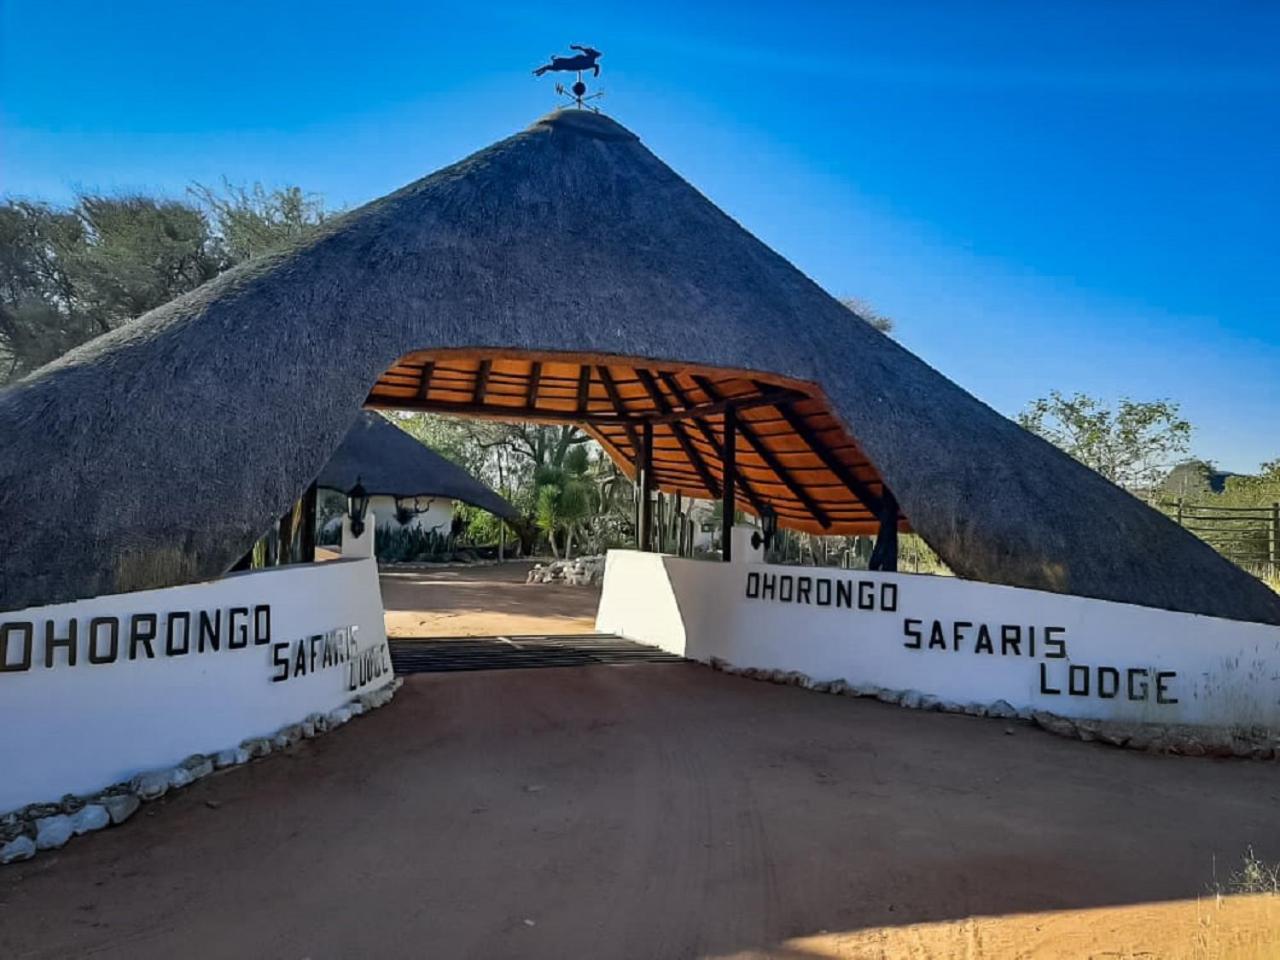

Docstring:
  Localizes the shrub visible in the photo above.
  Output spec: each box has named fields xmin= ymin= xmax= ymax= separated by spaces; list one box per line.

xmin=1211 ymin=848 xmax=1280 ymax=896
xmin=373 ymin=526 xmax=457 ymax=563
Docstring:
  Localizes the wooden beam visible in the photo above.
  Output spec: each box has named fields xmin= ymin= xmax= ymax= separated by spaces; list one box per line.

xmin=638 ymin=421 xmax=654 ymax=551
xmin=576 ymin=365 xmax=592 ymax=415
xmin=298 ymin=482 xmax=318 ymax=563
xmin=472 ymin=359 xmax=492 ymax=405
xmin=634 ymin=369 xmax=722 ymax=500
xmin=370 ymin=382 xmax=804 ymax=429
xmin=416 ymin=360 xmax=435 ymax=401
xmin=722 ymin=405 xmax=737 ymax=562
xmin=691 ymin=375 xmax=830 ymax=529
xmin=646 ymin=389 xmax=803 ymax=426
xmin=526 ymin=361 xmax=542 ymax=407
xmin=658 ymin=372 xmax=769 ymax=517
xmin=365 ymin=397 xmax=631 ymax=424
xmin=755 ymin=382 xmax=885 ymax=515
xmin=597 ymin=366 xmax=640 ymax=455
xmin=868 ymin=487 xmax=900 ymax=572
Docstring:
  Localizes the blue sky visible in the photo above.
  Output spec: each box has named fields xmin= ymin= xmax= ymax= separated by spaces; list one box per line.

xmin=3 ymin=1 xmax=1277 ymax=471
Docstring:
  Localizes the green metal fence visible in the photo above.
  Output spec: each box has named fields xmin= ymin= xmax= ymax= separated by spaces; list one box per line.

xmin=1159 ymin=499 xmax=1280 ymax=582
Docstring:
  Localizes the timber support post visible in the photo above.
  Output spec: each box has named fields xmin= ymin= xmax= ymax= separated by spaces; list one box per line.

xmin=868 ymin=487 xmax=899 ymax=572
xmin=277 ymin=503 xmax=297 ymax=566
xmin=722 ymin=406 xmax=737 ymax=562
xmin=299 ymin=482 xmax=318 ymax=564
xmin=638 ymin=420 xmax=654 ymax=552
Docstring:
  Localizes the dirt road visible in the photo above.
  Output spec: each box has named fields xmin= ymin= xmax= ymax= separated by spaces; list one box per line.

xmin=380 ymin=561 xmax=600 ymax=637
xmin=3 ymin=661 xmax=1279 ymax=959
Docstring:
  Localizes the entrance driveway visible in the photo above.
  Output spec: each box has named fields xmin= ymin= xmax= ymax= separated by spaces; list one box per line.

xmin=380 ymin=561 xmax=600 ymax=638
xmin=3 ymin=660 xmax=1279 ymax=959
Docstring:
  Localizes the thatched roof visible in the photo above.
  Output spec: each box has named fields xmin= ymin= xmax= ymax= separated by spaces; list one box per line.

xmin=2 ymin=109 xmax=1277 ymax=625
xmin=318 ymin=411 xmax=516 ymax=520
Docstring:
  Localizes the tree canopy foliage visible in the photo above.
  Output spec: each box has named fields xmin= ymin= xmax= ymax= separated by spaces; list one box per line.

xmin=1216 ymin=459 xmax=1280 ymax=508
xmin=389 ymin=412 xmax=629 ymax=558
xmin=1018 ymin=391 xmax=1192 ymax=492
xmin=0 ymin=183 xmax=326 ymax=382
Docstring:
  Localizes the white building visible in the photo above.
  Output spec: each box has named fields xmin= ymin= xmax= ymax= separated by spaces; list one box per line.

xmin=316 ymin=411 xmax=517 ymax=541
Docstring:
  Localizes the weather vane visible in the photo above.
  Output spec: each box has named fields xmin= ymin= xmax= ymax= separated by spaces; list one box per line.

xmin=533 ymin=44 xmax=604 ymax=111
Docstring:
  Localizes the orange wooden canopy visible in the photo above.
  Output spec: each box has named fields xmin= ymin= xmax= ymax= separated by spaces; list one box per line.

xmin=366 ymin=350 xmax=907 ymax=536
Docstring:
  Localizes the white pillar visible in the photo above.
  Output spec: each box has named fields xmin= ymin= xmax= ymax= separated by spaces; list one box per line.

xmin=730 ymin=524 xmax=765 ymax=564
xmin=341 ymin=510 xmax=376 ymax=559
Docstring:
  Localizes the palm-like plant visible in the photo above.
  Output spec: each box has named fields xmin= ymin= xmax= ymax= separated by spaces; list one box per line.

xmin=533 ymin=445 xmax=595 ymax=558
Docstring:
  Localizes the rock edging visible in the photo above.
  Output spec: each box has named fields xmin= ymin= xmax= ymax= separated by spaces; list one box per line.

xmin=705 ymin=658 xmax=1280 ymax=759
xmin=0 ymin=677 xmax=404 ymax=867
xmin=527 ymin=555 xmax=605 ymax=586
xmin=1025 ymin=711 xmax=1280 ymax=759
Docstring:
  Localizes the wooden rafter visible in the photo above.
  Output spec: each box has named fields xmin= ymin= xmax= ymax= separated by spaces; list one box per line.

xmin=375 ymin=375 xmax=803 ymax=427
xmin=576 ymin=365 xmax=592 ymax=415
xmin=526 ymin=361 xmax=542 ymax=407
xmin=640 ymin=389 xmax=802 ymax=425
xmin=691 ymin=375 xmax=831 ymax=528
xmin=365 ymin=398 xmax=561 ymax=422
xmin=659 ymin=372 xmax=769 ymax=517
xmin=473 ymin=359 xmax=492 ymax=405
xmin=416 ymin=360 xmax=435 ymax=401
xmin=597 ymin=366 xmax=640 ymax=455
xmin=756 ymin=381 xmax=885 ymax=516
xmin=634 ymin=368 xmax=722 ymax=499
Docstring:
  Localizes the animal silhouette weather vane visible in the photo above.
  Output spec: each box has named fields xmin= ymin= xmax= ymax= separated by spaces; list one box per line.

xmin=533 ymin=44 xmax=604 ymax=111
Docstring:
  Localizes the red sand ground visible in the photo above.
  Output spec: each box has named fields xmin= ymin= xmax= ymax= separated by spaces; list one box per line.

xmin=2 ymin=564 xmax=1279 ymax=959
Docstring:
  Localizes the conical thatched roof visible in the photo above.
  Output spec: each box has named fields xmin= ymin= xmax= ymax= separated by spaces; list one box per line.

xmin=318 ymin=411 xmax=516 ymax=520
xmin=2 ymin=109 xmax=1277 ymax=625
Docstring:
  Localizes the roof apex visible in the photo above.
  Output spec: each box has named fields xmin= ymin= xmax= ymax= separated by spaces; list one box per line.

xmin=528 ymin=109 xmax=639 ymax=142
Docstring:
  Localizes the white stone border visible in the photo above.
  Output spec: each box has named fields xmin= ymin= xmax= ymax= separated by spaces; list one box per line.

xmin=706 ymin=658 xmax=1280 ymax=760
xmin=0 ymin=678 xmax=404 ymax=866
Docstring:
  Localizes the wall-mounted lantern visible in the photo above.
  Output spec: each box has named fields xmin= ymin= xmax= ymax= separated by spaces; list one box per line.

xmin=347 ymin=479 xmax=370 ymax=538
xmin=751 ymin=505 xmax=779 ymax=553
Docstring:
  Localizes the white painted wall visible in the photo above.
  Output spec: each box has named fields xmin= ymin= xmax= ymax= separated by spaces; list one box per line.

xmin=342 ymin=510 xmax=376 ymax=559
xmin=0 ymin=558 xmax=393 ymax=813
xmin=597 ymin=550 xmax=1280 ymax=729
xmin=320 ymin=499 xmax=455 ymax=542
xmin=368 ymin=495 xmax=454 ymax=534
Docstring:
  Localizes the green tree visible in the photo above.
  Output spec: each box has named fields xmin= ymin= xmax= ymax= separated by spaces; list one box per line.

xmin=69 ymin=194 xmax=224 ymax=326
xmin=533 ymin=444 xmax=595 ymax=558
xmin=1017 ymin=391 xmax=1192 ymax=491
xmin=0 ymin=183 xmax=327 ymax=384
xmin=189 ymin=181 xmax=327 ymax=262
xmin=0 ymin=200 xmax=97 ymax=378
xmin=1219 ymin=458 xmax=1280 ymax=507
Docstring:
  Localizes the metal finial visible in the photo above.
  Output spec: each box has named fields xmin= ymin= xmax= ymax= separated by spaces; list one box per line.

xmin=532 ymin=45 xmax=605 ymax=112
